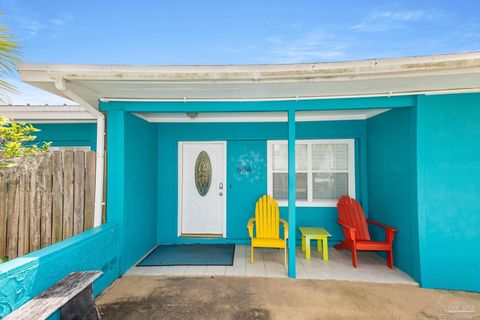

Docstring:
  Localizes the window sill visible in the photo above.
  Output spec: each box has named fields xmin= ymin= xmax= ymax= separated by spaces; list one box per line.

xmin=277 ymin=201 xmax=338 ymax=208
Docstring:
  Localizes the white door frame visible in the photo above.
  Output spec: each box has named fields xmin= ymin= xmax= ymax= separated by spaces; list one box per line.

xmin=177 ymin=141 xmax=227 ymax=238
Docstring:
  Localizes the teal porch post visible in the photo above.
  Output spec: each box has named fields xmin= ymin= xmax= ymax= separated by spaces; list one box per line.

xmin=105 ymin=110 xmax=126 ymax=272
xmin=287 ymin=109 xmax=296 ymax=278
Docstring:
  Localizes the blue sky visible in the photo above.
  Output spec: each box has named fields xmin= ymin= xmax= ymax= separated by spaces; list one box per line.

xmin=1 ymin=0 xmax=480 ymax=104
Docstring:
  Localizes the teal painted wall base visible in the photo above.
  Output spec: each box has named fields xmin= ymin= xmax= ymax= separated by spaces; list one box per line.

xmin=0 ymin=224 xmax=120 ymax=318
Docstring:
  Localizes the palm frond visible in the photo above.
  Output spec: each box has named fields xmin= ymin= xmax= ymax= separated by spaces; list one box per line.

xmin=0 ymin=26 xmax=20 ymax=73
xmin=0 ymin=20 xmax=21 ymax=99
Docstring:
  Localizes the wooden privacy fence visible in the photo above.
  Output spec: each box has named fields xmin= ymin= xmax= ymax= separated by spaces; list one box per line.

xmin=0 ymin=150 xmax=97 ymax=260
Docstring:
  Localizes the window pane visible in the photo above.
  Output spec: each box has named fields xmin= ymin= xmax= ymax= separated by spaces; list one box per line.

xmin=334 ymin=144 xmax=348 ymax=170
xmin=296 ymin=173 xmax=308 ymax=200
xmin=272 ymin=143 xmax=307 ymax=171
xmin=312 ymin=173 xmax=349 ymax=200
xmin=312 ymin=143 xmax=348 ymax=171
xmin=273 ymin=173 xmax=288 ymax=200
xmin=312 ymin=144 xmax=331 ymax=170
xmin=272 ymin=144 xmax=288 ymax=170
xmin=296 ymin=144 xmax=307 ymax=171
xmin=272 ymin=172 xmax=308 ymax=201
xmin=311 ymin=144 xmax=321 ymax=170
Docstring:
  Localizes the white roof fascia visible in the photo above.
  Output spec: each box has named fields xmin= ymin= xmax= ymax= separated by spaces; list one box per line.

xmin=18 ymin=52 xmax=480 ymax=81
xmin=0 ymin=105 xmax=96 ymax=123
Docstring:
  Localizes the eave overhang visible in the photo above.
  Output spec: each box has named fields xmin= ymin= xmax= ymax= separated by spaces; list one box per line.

xmin=17 ymin=51 xmax=480 ymax=108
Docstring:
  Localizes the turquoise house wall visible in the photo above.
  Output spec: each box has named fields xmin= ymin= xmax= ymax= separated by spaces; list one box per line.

xmin=33 ymin=123 xmax=97 ymax=151
xmin=0 ymin=224 xmax=120 ymax=318
xmin=227 ymin=140 xmax=267 ymax=240
xmin=417 ymin=93 xmax=480 ymax=292
xmin=106 ymin=112 xmax=158 ymax=274
xmin=121 ymin=113 xmax=158 ymax=273
xmin=157 ymin=120 xmax=367 ymax=245
xmin=366 ymin=108 xmax=420 ymax=282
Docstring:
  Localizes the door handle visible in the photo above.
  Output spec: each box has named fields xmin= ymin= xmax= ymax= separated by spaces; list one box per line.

xmin=219 ymin=183 xmax=224 ymax=190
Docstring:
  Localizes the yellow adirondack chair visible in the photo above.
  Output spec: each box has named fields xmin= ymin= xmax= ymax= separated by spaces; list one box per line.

xmin=247 ymin=195 xmax=289 ymax=265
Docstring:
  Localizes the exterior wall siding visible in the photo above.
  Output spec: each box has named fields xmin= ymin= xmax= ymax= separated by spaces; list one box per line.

xmin=366 ymin=107 xmax=420 ymax=282
xmin=33 ymin=123 xmax=97 ymax=151
xmin=417 ymin=93 xmax=480 ymax=292
xmin=106 ymin=111 xmax=158 ymax=274
xmin=122 ymin=113 xmax=158 ymax=273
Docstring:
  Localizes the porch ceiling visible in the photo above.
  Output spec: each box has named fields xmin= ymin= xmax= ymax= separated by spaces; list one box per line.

xmin=17 ymin=52 xmax=480 ymax=107
xmin=133 ymin=109 xmax=390 ymax=122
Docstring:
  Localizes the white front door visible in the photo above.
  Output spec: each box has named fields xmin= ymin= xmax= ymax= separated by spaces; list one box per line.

xmin=179 ymin=141 xmax=226 ymax=237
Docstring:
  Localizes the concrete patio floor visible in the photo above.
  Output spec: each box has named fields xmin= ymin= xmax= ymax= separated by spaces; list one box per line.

xmin=96 ymin=276 xmax=480 ymax=320
xmin=125 ymin=245 xmax=416 ymax=285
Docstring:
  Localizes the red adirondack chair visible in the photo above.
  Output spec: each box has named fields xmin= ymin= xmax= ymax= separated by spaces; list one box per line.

xmin=335 ymin=196 xmax=398 ymax=269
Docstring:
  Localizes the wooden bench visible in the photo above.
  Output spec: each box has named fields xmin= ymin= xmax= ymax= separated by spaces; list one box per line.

xmin=5 ymin=271 xmax=103 ymax=320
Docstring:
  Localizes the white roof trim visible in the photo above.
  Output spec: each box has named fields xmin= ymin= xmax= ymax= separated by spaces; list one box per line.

xmin=0 ymin=105 xmax=96 ymax=123
xmin=134 ymin=109 xmax=390 ymax=123
xmin=17 ymin=52 xmax=480 ymax=80
xmin=17 ymin=52 xmax=480 ymax=106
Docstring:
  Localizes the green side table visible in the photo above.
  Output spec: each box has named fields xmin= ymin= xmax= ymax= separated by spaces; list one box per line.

xmin=299 ymin=227 xmax=331 ymax=260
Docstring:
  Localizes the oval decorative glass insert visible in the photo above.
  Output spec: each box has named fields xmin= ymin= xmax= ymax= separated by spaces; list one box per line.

xmin=195 ymin=151 xmax=212 ymax=196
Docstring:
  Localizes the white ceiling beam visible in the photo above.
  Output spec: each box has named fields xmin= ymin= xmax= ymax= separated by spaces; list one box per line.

xmin=133 ymin=109 xmax=391 ymax=123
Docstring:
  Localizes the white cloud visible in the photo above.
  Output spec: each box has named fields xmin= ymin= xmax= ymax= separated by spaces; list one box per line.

xmin=265 ymin=36 xmax=283 ymax=44
xmin=262 ymin=30 xmax=348 ymax=63
xmin=352 ymin=9 xmax=438 ymax=32
xmin=373 ymin=10 xmax=433 ymax=21
xmin=49 ymin=19 xmax=65 ymax=26
xmin=350 ymin=21 xmax=399 ymax=32
xmin=0 ymin=77 xmax=74 ymax=105
xmin=7 ymin=14 xmax=74 ymax=41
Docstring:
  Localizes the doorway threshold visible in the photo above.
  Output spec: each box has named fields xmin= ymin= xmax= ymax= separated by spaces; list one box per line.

xmin=180 ymin=233 xmax=223 ymax=238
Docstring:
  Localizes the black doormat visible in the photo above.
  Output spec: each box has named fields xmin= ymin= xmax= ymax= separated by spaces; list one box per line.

xmin=137 ymin=244 xmax=235 ymax=266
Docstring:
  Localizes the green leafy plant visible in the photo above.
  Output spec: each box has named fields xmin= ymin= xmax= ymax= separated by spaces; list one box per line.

xmin=0 ymin=18 xmax=49 ymax=177
xmin=0 ymin=117 xmax=50 ymax=163
xmin=0 ymin=255 xmax=8 ymax=264
xmin=0 ymin=117 xmax=50 ymax=177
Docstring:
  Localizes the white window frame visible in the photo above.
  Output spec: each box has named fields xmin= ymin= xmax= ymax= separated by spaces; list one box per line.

xmin=267 ymin=139 xmax=356 ymax=207
xmin=49 ymin=146 xmax=91 ymax=152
